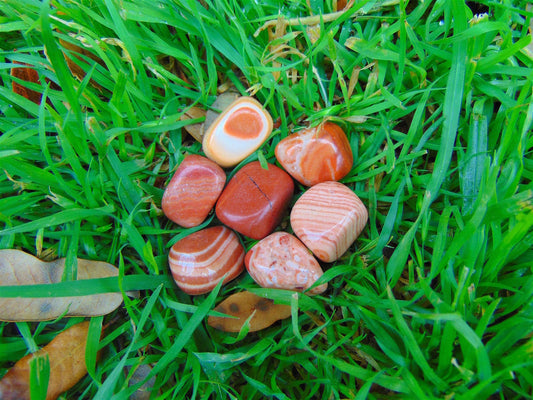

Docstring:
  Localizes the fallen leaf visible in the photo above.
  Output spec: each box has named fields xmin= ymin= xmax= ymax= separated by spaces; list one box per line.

xmin=180 ymin=91 xmax=240 ymax=143
xmin=10 ymin=62 xmax=42 ymax=105
xmin=59 ymin=37 xmax=106 ymax=91
xmin=127 ymin=364 xmax=159 ymax=400
xmin=208 ymin=291 xmax=291 ymax=332
xmin=336 ymin=0 xmax=348 ymax=11
xmin=0 ymin=321 xmax=93 ymax=400
xmin=0 ymin=249 xmax=123 ymax=322
xmin=180 ymin=106 xmax=206 ymax=142
xmin=204 ymin=90 xmax=240 ymax=129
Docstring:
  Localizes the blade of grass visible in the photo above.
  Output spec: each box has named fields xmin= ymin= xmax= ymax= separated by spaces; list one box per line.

xmin=386 ymin=0 xmax=468 ymax=285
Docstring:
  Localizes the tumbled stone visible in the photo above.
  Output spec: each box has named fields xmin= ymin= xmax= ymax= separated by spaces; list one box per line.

xmin=203 ymin=97 xmax=273 ymax=167
xmin=215 ymin=161 xmax=294 ymax=240
xmin=162 ymin=154 xmax=226 ymax=228
xmin=168 ymin=226 xmax=244 ymax=295
xmin=290 ymin=181 xmax=368 ymax=262
xmin=275 ymin=122 xmax=353 ymax=186
xmin=245 ymin=232 xmax=327 ymax=294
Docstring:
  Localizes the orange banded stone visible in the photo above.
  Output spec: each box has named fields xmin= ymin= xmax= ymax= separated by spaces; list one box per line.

xmin=290 ymin=181 xmax=368 ymax=262
xmin=275 ymin=122 xmax=353 ymax=186
xmin=162 ymin=154 xmax=226 ymax=228
xmin=168 ymin=226 xmax=244 ymax=295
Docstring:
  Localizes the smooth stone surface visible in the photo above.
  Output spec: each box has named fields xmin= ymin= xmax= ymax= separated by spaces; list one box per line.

xmin=275 ymin=122 xmax=353 ymax=186
xmin=168 ymin=226 xmax=244 ymax=295
xmin=216 ymin=161 xmax=294 ymax=240
xmin=162 ymin=154 xmax=226 ymax=228
xmin=290 ymin=181 xmax=368 ymax=262
xmin=245 ymin=232 xmax=327 ymax=294
xmin=202 ymin=97 xmax=273 ymax=167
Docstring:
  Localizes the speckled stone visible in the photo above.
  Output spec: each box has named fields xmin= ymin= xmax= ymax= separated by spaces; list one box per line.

xmin=245 ymin=232 xmax=327 ymax=294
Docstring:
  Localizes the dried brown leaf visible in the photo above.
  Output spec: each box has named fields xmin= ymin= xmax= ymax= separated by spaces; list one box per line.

xmin=0 ymin=321 xmax=93 ymax=400
xmin=0 ymin=249 xmax=123 ymax=322
xmin=59 ymin=37 xmax=105 ymax=90
xmin=208 ymin=291 xmax=291 ymax=332
xmin=180 ymin=107 xmax=206 ymax=142
xmin=180 ymin=91 xmax=239 ymax=143
xmin=204 ymin=91 xmax=240 ymax=130
xmin=10 ymin=62 xmax=42 ymax=105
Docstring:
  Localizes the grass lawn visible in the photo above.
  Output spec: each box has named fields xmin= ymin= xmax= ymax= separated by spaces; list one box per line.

xmin=1 ymin=0 xmax=533 ymax=398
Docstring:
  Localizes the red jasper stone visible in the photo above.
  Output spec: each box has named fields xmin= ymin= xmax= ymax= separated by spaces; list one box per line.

xmin=275 ymin=122 xmax=353 ymax=186
xmin=168 ymin=226 xmax=245 ymax=295
xmin=290 ymin=181 xmax=368 ymax=262
xmin=215 ymin=161 xmax=294 ymax=240
xmin=162 ymin=154 xmax=226 ymax=228
xmin=245 ymin=232 xmax=327 ymax=295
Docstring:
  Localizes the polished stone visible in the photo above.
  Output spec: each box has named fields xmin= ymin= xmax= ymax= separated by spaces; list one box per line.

xmin=216 ymin=161 xmax=294 ymax=240
xmin=162 ymin=154 xmax=226 ymax=228
xmin=203 ymin=97 xmax=273 ymax=167
xmin=168 ymin=226 xmax=244 ymax=295
xmin=245 ymin=232 xmax=327 ymax=294
xmin=275 ymin=122 xmax=353 ymax=186
xmin=290 ymin=181 xmax=368 ymax=262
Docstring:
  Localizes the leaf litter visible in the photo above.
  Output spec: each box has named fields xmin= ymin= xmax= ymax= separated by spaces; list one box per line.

xmin=0 ymin=249 xmax=123 ymax=322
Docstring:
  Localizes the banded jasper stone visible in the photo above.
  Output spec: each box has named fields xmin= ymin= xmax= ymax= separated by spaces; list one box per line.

xmin=275 ymin=122 xmax=353 ymax=186
xmin=290 ymin=181 xmax=368 ymax=262
xmin=168 ymin=226 xmax=244 ymax=295
xmin=203 ymin=97 xmax=273 ymax=167
xmin=162 ymin=154 xmax=226 ymax=228
xmin=216 ymin=161 xmax=294 ymax=240
xmin=245 ymin=232 xmax=327 ymax=294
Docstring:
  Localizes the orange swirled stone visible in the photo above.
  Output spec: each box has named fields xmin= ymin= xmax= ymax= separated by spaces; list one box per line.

xmin=275 ymin=122 xmax=353 ymax=186
xmin=290 ymin=181 xmax=368 ymax=262
xmin=162 ymin=154 xmax=226 ymax=228
xmin=215 ymin=161 xmax=294 ymax=240
xmin=202 ymin=97 xmax=273 ymax=167
xmin=168 ymin=226 xmax=244 ymax=295
xmin=245 ymin=232 xmax=327 ymax=294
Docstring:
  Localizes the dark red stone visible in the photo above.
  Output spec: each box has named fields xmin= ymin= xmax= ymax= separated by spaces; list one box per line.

xmin=215 ymin=161 xmax=294 ymax=240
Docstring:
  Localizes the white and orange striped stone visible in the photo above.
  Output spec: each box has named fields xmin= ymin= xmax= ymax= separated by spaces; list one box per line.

xmin=202 ymin=97 xmax=273 ymax=167
xmin=245 ymin=232 xmax=327 ymax=295
xmin=168 ymin=226 xmax=244 ymax=295
xmin=275 ymin=122 xmax=353 ymax=186
xmin=290 ymin=181 xmax=368 ymax=263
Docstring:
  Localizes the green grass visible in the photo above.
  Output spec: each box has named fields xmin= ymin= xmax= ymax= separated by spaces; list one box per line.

xmin=1 ymin=0 xmax=533 ymax=398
